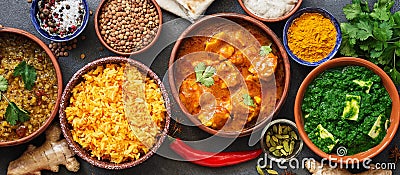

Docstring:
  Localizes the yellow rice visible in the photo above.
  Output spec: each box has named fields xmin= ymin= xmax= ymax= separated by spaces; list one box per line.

xmin=65 ymin=63 xmax=166 ymax=164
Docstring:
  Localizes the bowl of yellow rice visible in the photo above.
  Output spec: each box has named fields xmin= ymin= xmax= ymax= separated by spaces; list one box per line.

xmin=59 ymin=56 xmax=170 ymax=169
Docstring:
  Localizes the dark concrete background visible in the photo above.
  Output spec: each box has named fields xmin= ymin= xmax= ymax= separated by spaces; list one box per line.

xmin=0 ymin=0 xmax=399 ymax=174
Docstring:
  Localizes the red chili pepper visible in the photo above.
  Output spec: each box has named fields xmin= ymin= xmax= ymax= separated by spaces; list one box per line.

xmin=170 ymin=138 xmax=262 ymax=167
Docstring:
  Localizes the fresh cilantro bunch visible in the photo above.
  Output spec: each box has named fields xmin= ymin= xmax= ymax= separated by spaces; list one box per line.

xmin=340 ymin=0 xmax=400 ymax=85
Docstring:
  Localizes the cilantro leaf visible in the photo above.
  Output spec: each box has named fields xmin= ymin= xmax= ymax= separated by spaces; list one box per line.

xmin=391 ymin=67 xmax=400 ymax=85
xmin=340 ymin=35 xmax=358 ymax=57
xmin=370 ymin=8 xmax=390 ymax=21
xmin=373 ymin=22 xmax=393 ymax=41
xmin=260 ymin=45 xmax=272 ymax=57
xmin=341 ymin=23 xmax=359 ymax=37
xmin=0 ymin=76 xmax=8 ymax=92
xmin=393 ymin=11 xmax=400 ymax=25
xmin=343 ymin=2 xmax=362 ymax=20
xmin=5 ymin=102 xmax=30 ymax=126
xmin=195 ymin=62 xmax=206 ymax=82
xmin=356 ymin=21 xmax=373 ymax=40
xmin=194 ymin=62 xmax=216 ymax=87
xmin=202 ymin=77 xmax=215 ymax=87
xmin=13 ymin=61 xmax=37 ymax=90
xmin=243 ymin=94 xmax=255 ymax=107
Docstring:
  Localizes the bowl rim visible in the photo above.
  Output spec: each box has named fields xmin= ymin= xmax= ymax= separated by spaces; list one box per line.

xmin=58 ymin=56 xmax=171 ymax=169
xmin=30 ymin=0 xmax=90 ymax=42
xmin=282 ymin=7 xmax=342 ymax=67
xmin=0 ymin=27 xmax=63 ymax=147
xmin=237 ymin=0 xmax=303 ymax=22
xmin=294 ymin=57 xmax=400 ymax=164
xmin=260 ymin=119 xmax=304 ymax=163
xmin=94 ymin=0 xmax=163 ymax=56
xmin=168 ymin=12 xmax=291 ymax=138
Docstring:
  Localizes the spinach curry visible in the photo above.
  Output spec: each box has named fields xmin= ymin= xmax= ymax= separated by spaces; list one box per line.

xmin=302 ymin=66 xmax=392 ymax=155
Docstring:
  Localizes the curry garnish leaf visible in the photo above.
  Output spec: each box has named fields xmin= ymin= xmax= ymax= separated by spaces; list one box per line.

xmin=340 ymin=0 xmax=400 ymax=85
xmin=194 ymin=62 xmax=216 ymax=87
xmin=13 ymin=61 xmax=37 ymax=90
xmin=5 ymin=102 xmax=30 ymax=126
xmin=0 ymin=76 xmax=8 ymax=92
xmin=0 ymin=74 xmax=30 ymax=125
xmin=260 ymin=45 xmax=272 ymax=57
xmin=243 ymin=94 xmax=255 ymax=107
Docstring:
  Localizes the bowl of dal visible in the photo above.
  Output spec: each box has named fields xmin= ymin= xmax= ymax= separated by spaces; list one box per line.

xmin=0 ymin=27 xmax=62 ymax=147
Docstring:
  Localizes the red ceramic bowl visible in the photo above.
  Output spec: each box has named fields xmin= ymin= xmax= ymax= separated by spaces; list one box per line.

xmin=238 ymin=0 xmax=303 ymax=22
xmin=168 ymin=13 xmax=290 ymax=137
xmin=0 ymin=27 xmax=62 ymax=147
xmin=59 ymin=57 xmax=171 ymax=169
xmin=295 ymin=57 xmax=400 ymax=164
xmin=94 ymin=0 xmax=162 ymax=56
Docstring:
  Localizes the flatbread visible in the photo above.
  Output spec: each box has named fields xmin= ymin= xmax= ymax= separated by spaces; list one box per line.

xmin=156 ymin=0 xmax=215 ymax=21
xmin=155 ymin=0 xmax=193 ymax=21
xmin=175 ymin=0 xmax=216 ymax=20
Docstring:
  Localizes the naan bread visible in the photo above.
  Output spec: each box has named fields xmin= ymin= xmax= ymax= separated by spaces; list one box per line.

xmin=174 ymin=0 xmax=216 ymax=20
xmin=156 ymin=0 xmax=215 ymax=21
xmin=155 ymin=0 xmax=192 ymax=20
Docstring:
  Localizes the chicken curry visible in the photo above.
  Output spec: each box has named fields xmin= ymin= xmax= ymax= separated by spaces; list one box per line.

xmin=175 ymin=21 xmax=285 ymax=132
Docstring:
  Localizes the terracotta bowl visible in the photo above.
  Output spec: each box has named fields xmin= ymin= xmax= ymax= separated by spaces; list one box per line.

xmin=94 ymin=0 xmax=163 ymax=56
xmin=59 ymin=57 xmax=171 ymax=169
xmin=168 ymin=13 xmax=290 ymax=137
xmin=294 ymin=57 xmax=400 ymax=164
xmin=0 ymin=27 xmax=63 ymax=147
xmin=238 ymin=0 xmax=303 ymax=22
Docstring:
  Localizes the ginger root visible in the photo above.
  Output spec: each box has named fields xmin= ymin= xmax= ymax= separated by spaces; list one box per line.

xmin=305 ymin=160 xmax=392 ymax=175
xmin=7 ymin=124 xmax=80 ymax=175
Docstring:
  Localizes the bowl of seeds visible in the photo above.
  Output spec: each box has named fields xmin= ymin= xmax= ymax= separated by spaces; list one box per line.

xmin=30 ymin=0 xmax=89 ymax=42
xmin=260 ymin=119 xmax=303 ymax=162
xmin=95 ymin=0 xmax=162 ymax=56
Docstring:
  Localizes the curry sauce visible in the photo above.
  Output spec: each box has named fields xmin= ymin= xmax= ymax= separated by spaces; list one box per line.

xmin=175 ymin=22 xmax=285 ymax=132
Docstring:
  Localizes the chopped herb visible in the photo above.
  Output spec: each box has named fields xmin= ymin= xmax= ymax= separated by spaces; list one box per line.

xmin=0 ymin=75 xmax=30 ymax=125
xmin=243 ymin=94 xmax=255 ymax=107
xmin=260 ymin=44 xmax=272 ymax=57
xmin=0 ymin=76 xmax=8 ymax=91
xmin=13 ymin=61 xmax=37 ymax=90
xmin=5 ymin=102 xmax=30 ymax=126
xmin=340 ymin=0 xmax=400 ymax=85
xmin=194 ymin=62 xmax=216 ymax=87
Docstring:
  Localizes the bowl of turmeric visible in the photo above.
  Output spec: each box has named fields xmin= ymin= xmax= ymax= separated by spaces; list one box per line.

xmin=283 ymin=8 xmax=342 ymax=66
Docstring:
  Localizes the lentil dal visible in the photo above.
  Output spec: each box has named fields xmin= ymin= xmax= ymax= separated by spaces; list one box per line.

xmin=0 ymin=33 xmax=58 ymax=141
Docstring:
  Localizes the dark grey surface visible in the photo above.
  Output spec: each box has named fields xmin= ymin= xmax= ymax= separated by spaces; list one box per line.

xmin=0 ymin=0 xmax=399 ymax=174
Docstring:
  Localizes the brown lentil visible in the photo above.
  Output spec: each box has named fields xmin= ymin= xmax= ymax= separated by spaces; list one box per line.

xmin=80 ymin=53 xmax=85 ymax=59
xmin=0 ymin=33 xmax=58 ymax=141
xmin=98 ymin=0 xmax=160 ymax=53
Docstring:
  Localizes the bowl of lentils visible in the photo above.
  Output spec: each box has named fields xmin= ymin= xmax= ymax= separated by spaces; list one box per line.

xmin=30 ymin=0 xmax=89 ymax=42
xmin=0 ymin=27 xmax=62 ymax=147
xmin=95 ymin=0 xmax=162 ymax=55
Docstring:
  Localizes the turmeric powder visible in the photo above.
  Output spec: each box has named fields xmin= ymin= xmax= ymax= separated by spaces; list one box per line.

xmin=287 ymin=13 xmax=337 ymax=63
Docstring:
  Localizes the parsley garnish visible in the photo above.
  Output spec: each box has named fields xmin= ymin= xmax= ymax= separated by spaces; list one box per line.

xmin=260 ymin=44 xmax=272 ymax=57
xmin=340 ymin=0 xmax=400 ymax=85
xmin=0 ymin=75 xmax=30 ymax=125
xmin=194 ymin=62 xmax=216 ymax=87
xmin=243 ymin=94 xmax=255 ymax=107
xmin=13 ymin=61 xmax=37 ymax=90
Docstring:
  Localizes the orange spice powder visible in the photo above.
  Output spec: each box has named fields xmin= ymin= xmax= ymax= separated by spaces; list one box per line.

xmin=287 ymin=13 xmax=337 ymax=63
